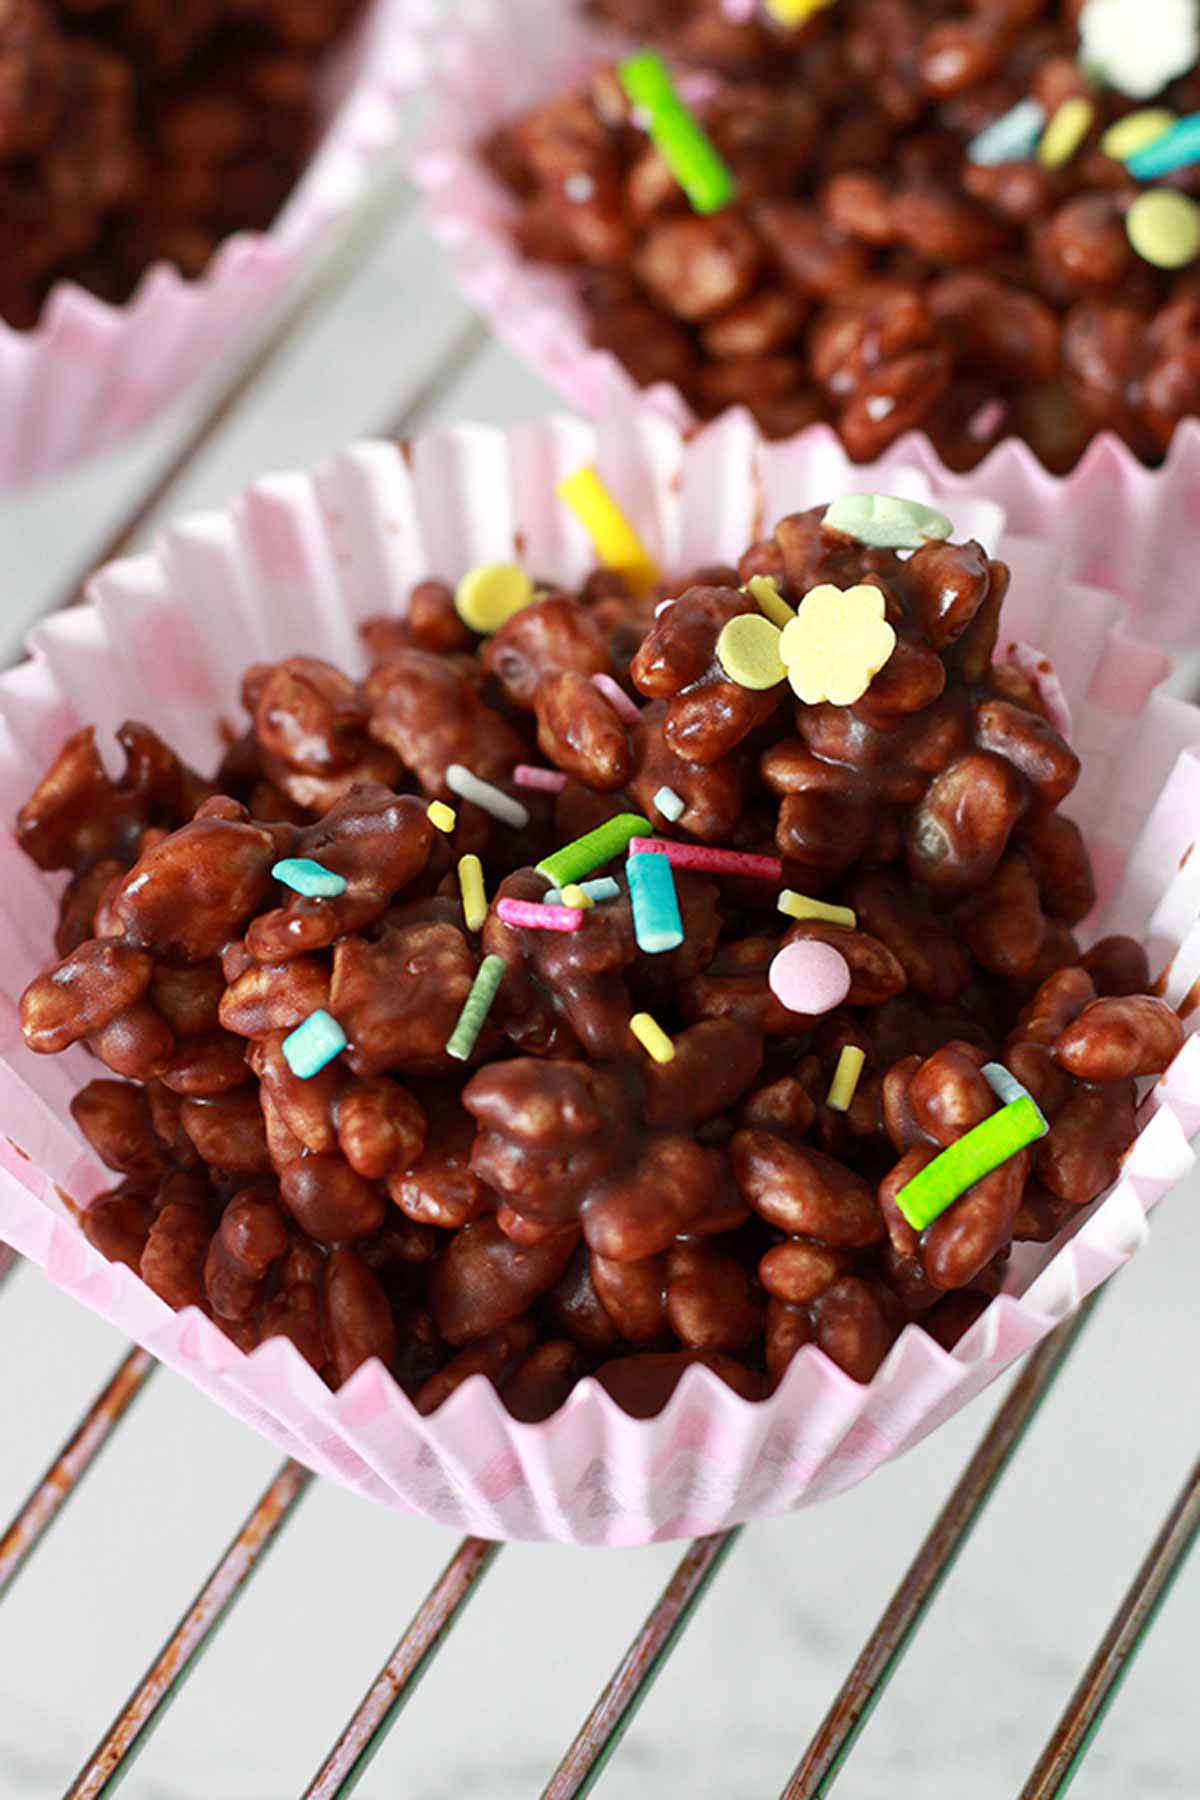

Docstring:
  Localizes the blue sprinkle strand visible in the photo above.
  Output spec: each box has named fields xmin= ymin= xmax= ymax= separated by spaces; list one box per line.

xmin=627 ymin=850 xmax=684 ymax=955
xmin=967 ymin=98 xmax=1046 ymax=167
xmin=282 ymin=1009 xmax=347 ymax=1079
xmin=544 ymin=877 xmax=622 ymax=907
xmin=1127 ymin=113 xmax=1200 ymax=180
xmin=272 ymin=857 xmax=347 ymax=898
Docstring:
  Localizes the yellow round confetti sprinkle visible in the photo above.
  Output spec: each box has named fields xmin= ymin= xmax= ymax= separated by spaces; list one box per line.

xmin=779 ymin=583 xmax=897 ymax=707
xmin=427 ymin=800 xmax=458 ymax=834
xmin=1100 ymin=108 xmax=1175 ymax=162
xmin=746 ymin=574 xmax=796 ymax=628
xmin=560 ymin=883 xmax=594 ymax=910
xmin=454 ymin=563 xmax=536 ymax=636
xmin=1038 ymin=96 xmax=1094 ymax=169
xmin=630 ymin=1011 xmax=676 ymax=1064
xmin=715 ymin=613 xmax=787 ymax=691
xmin=1126 ymin=189 xmax=1200 ymax=269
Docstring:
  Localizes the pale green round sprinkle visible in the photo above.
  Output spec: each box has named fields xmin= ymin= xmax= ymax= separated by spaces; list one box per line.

xmin=445 ymin=955 xmax=505 ymax=1062
xmin=823 ymin=494 xmax=953 ymax=552
xmin=1100 ymin=107 xmax=1175 ymax=162
xmin=896 ymin=1096 xmax=1049 ymax=1233
xmin=1126 ymin=189 xmax=1200 ymax=269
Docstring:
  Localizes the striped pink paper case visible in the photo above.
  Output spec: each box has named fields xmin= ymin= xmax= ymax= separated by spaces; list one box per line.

xmin=407 ymin=0 xmax=1200 ymax=647
xmin=0 ymin=413 xmax=1196 ymax=1544
xmin=0 ymin=0 xmax=415 ymax=489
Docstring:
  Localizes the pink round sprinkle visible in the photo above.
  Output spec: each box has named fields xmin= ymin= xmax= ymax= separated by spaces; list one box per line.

xmin=768 ymin=940 xmax=852 ymax=1016
xmin=591 ymin=672 xmax=642 ymax=724
xmin=513 ymin=764 xmax=569 ymax=793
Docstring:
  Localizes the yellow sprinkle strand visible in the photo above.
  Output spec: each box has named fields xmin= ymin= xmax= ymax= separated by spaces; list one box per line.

xmin=1038 ymin=96 xmax=1094 ymax=169
xmin=560 ymin=883 xmax=594 ymax=910
xmin=455 ymin=563 xmax=536 ymax=636
xmin=557 ymin=466 xmax=660 ymax=596
xmin=777 ymin=890 xmax=858 ymax=929
xmin=826 ymin=1045 xmax=866 ymax=1113
xmin=458 ymin=854 xmax=487 ymax=932
xmin=427 ymin=801 xmax=457 ymax=834
xmin=764 ymin=0 xmax=836 ymax=21
xmin=630 ymin=1011 xmax=676 ymax=1064
xmin=747 ymin=574 xmax=796 ymax=628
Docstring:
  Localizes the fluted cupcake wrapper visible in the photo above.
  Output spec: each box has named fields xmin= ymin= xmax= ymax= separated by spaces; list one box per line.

xmin=0 ymin=413 xmax=1196 ymax=1543
xmin=0 ymin=0 xmax=416 ymax=488
xmin=407 ymin=0 xmax=1200 ymax=647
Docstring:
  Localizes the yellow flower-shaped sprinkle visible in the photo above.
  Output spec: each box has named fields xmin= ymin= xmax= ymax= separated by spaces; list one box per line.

xmin=779 ymin=583 xmax=897 ymax=707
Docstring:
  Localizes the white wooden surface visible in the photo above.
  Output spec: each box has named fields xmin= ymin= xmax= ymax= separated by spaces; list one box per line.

xmin=0 ymin=168 xmax=1197 ymax=1800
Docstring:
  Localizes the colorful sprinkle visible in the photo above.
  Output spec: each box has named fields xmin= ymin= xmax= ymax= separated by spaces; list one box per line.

xmin=445 ymin=955 xmax=505 ymax=1062
xmin=513 ymin=763 xmax=569 ymax=793
xmin=966 ymin=97 xmax=1046 ymax=167
xmin=1079 ymin=0 xmax=1198 ymax=102
xmin=826 ymin=1044 xmax=867 ymax=1113
xmin=544 ymin=877 xmax=621 ymax=907
xmin=560 ymin=883 xmax=594 ymax=910
xmin=1126 ymin=111 xmax=1200 ymax=177
xmin=536 ymin=812 xmax=652 ymax=887
xmin=822 ymin=494 xmax=953 ymax=551
xmin=445 ymin=763 xmax=530 ymax=830
xmin=271 ymin=857 xmax=346 ymax=899
xmin=454 ymin=563 xmax=536 ymax=636
xmin=981 ymin=1061 xmax=1041 ymax=1111
xmin=1126 ymin=189 xmax=1200 ymax=268
xmin=780 ymin=583 xmax=897 ymax=707
xmin=763 ymin=0 xmax=837 ymax=21
xmin=627 ymin=850 xmax=685 ymax=954
xmin=558 ymin=466 xmax=660 ymax=596
xmin=768 ymin=939 xmax=852 ymax=1015
xmin=458 ymin=854 xmax=488 ymax=934
xmin=654 ymin=785 xmax=685 ymax=823
xmin=1100 ymin=107 xmax=1176 ymax=162
xmin=630 ymin=1010 xmax=677 ymax=1063
xmin=895 ymin=1096 xmax=1049 ymax=1232
xmin=1037 ymin=96 xmax=1095 ymax=169
xmin=426 ymin=800 xmax=457 ymax=834
xmin=746 ymin=575 xmax=796 ymax=628
xmin=496 ymin=897 xmax=584 ymax=933
xmin=628 ymin=836 xmax=783 ymax=882
xmin=591 ymin=672 xmax=642 ymax=724
xmin=716 ymin=613 xmax=787 ymax=691
xmin=618 ymin=50 xmax=736 ymax=216
xmin=968 ymin=397 xmax=1007 ymax=442
xmin=777 ymin=890 xmax=857 ymax=929
xmin=282 ymin=1009 xmax=347 ymax=1080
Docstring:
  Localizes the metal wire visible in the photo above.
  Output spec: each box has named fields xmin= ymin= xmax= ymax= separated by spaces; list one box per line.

xmin=780 ymin=1299 xmax=1098 ymax=1800
xmin=302 ymin=1536 xmax=501 ymax=1799
xmin=0 ymin=1346 xmax=154 ymax=1601
xmin=542 ymin=1530 xmax=743 ymax=1800
xmin=64 ymin=1460 xmax=312 ymax=1799
xmin=1020 ymin=1455 xmax=1200 ymax=1799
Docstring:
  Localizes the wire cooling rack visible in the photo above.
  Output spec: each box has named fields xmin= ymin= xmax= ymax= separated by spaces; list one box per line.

xmin=0 ymin=158 xmax=1197 ymax=1800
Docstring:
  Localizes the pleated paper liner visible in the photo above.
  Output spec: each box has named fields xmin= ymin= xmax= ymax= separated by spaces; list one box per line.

xmin=0 ymin=414 xmax=1196 ymax=1543
xmin=0 ymin=0 xmax=416 ymax=488
xmin=407 ymin=0 xmax=1200 ymax=647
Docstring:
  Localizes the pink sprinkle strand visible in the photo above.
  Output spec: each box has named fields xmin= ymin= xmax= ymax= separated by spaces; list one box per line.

xmin=496 ymin=897 xmax=583 ymax=932
xmin=591 ymin=673 xmax=642 ymax=724
xmin=627 ymin=836 xmax=783 ymax=882
xmin=512 ymin=764 xmax=569 ymax=793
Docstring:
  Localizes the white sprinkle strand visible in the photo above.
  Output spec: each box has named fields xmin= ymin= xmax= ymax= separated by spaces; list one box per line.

xmin=445 ymin=764 xmax=530 ymax=830
xmin=654 ymin=785 xmax=685 ymax=822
